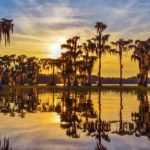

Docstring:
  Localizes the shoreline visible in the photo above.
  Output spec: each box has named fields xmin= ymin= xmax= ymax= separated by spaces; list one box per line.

xmin=0 ymin=85 xmax=150 ymax=92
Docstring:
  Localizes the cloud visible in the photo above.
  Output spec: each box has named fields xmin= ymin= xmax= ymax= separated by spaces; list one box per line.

xmin=0 ymin=0 xmax=149 ymax=77
xmin=12 ymin=0 xmax=84 ymax=34
xmin=7 ymin=0 xmax=150 ymax=39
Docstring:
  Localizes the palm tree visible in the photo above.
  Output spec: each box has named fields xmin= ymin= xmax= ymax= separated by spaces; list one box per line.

xmin=78 ymin=59 xmax=87 ymax=85
xmin=61 ymin=39 xmax=74 ymax=87
xmin=72 ymin=36 xmax=81 ymax=86
xmin=130 ymin=38 xmax=150 ymax=87
xmin=95 ymin=22 xmax=110 ymax=87
xmin=59 ymin=53 xmax=68 ymax=87
xmin=0 ymin=18 xmax=14 ymax=46
xmin=87 ymin=56 xmax=97 ymax=85
xmin=61 ymin=37 xmax=82 ymax=87
xmin=0 ymin=55 xmax=13 ymax=84
xmin=26 ymin=57 xmax=40 ymax=85
xmin=50 ymin=58 xmax=61 ymax=85
xmin=82 ymin=39 xmax=97 ymax=85
xmin=40 ymin=58 xmax=61 ymax=85
xmin=8 ymin=54 xmax=16 ymax=85
xmin=111 ymin=39 xmax=133 ymax=86
xmin=0 ymin=56 xmax=27 ymax=86
xmin=15 ymin=55 xmax=27 ymax=85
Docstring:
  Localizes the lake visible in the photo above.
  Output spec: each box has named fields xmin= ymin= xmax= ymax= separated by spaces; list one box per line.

xmin=0 ymin=88 xmax=150 ymax=150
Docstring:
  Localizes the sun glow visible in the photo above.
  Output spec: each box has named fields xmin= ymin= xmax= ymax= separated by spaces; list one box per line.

xmin=50 ymin=43 xmax=61 ymax=59
xmin=49 ymin=37 xmax=67 ymax=59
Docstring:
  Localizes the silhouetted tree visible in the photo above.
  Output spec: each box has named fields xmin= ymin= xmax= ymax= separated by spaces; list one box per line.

xmin=82 ymin=39 xmax=97 ymax=85
xmin=95 ymin=22 xmax=110 ymax=87
xmin=131 ymin=38 xmax=150 ymax=87
xmin=111 ymin=39 xmax=133 ymax=86
xmin=0 ymin=18 xmax=14 ymax=46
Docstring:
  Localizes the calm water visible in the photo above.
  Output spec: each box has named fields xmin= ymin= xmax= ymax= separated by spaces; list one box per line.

xmin=0 ymin=88 xmax=150 ymax=150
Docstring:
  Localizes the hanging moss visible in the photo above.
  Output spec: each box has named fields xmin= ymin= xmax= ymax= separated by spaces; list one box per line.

xmin=0 ymin=18 xmax=14 ymax=46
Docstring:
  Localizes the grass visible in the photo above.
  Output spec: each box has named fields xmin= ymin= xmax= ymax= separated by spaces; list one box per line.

xmin=0 ymin=138 xmax=11 ymax=150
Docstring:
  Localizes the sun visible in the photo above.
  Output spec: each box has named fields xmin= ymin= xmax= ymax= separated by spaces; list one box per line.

xmin=50 ymin=43 xmax=61 ymax=59
xmin=49 ymin=37 xmax=67 ymax=59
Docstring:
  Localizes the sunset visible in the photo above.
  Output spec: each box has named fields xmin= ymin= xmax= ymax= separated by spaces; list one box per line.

xmin=0 ymin=0 xmax=149 ymax=77
xmin=0 ymin=0 xmax=150 ymax=150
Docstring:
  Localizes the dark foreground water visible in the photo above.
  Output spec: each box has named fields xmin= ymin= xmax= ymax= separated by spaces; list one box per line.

xmin=0 ymin=88 xmax=150 ymax=150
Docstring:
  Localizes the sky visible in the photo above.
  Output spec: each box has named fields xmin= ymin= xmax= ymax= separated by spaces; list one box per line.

xmin=0 ymin=0 xmax=149 ymax=77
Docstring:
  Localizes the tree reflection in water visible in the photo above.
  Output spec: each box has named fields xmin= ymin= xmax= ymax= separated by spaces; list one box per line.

xmin=94 ymin=89 xmax=109 ymax=150
xmin=56 ymin=89 xmax=110 ymax=150
xmin=111 ymin=91 xmax=135 ymax=135
xmin=132 ymin=91 xmax=150 ymax=139
xmin=58 ymin=90 xmax=81 ymax=138
xmin=0 ymin=88 xmax=150 ymax=149
xmin=0 ymin=88 xmax=39 ymax=118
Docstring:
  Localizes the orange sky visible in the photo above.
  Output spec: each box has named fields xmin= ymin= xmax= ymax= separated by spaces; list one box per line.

xmin=0 ymin=0 xmax=149 ymax=77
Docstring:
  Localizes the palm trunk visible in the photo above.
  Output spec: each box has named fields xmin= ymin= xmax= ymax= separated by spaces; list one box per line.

xmin=137 ymin=73 xmax=142 ymax=86
xmin=68 ymin=56 xmax=72 ymax=87
xmin=52 ymin=64 xmax=56 ymax=86
xmin=73 ymin=63 xmax=78 ymax=86
xmin=62 ymin=62 xmax=66 ymax=88
xmin=88 ymin=72 xmax=91 ymax=86
xmin=143 ymin=68 xmax=148 ymax=87
xmin=20 ymin=74 xmax=24 ymax=85
xmin=74 ymin=91 xmax=77 ymax=137
xmin=73 ymin=44 xmax=78 ymax=86
xmin=138 ymin=66 xmax=148 ymax=87
xmin=67 ymin=74 xmax=71 ymax=87
xmin=52 ymin=89 xmax=55 ymax=111
xmin=119 ymin=48 xmax=123 ymax=86
xmin=97 ymin=33 xmax=102 ymax=87
xmin=85 ymin=51 xmax=90 ymax=85
xmin=137 ymin=61 xmax=143 ymax=86
xmin=98 ymin=53 xmax=102 ymax=87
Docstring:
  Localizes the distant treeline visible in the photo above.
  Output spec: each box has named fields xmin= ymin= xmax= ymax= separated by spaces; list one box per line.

xmin=36 ymin=74 xmax=150 ymax=85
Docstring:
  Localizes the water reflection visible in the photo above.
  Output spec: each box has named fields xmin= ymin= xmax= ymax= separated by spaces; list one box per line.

xmin=0 ymin=88 xmax=39 ymax=118
xmin=110 ymin=91 xmax=135 ymax=135
xmin=132 ymin=92 xmax=150 ymax=139
xmin=0 ymin=88 xmax=150 ymax=150
xmin=0 ymin=138 xmax=11 ymax=150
